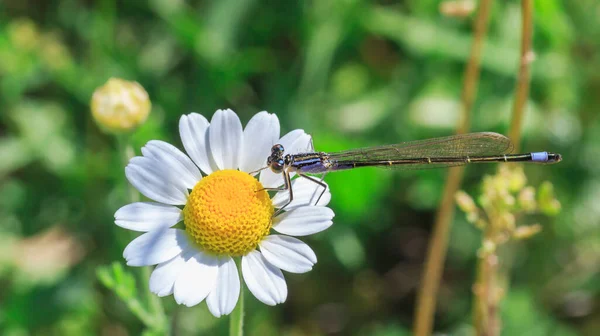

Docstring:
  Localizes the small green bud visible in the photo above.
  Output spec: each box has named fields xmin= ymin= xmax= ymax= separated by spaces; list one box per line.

xmin=513 ymin=224 xmax=542 ymax=240
xmin=538 ymin=181 xmax=561 ymax=216
xmin=541 ymin=199 xmax=561 ymax=216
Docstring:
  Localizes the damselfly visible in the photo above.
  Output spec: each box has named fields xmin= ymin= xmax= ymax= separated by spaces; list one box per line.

xmin=257 ymin=132 xmax=561 ymax=215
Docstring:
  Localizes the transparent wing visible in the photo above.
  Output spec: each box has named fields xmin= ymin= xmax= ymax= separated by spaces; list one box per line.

xmin=327 ymin=132 xmax=514 ymax=170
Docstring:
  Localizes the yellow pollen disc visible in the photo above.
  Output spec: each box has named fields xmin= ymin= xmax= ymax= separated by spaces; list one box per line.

xmin=184 ymin=169 xmax=273 ymax=256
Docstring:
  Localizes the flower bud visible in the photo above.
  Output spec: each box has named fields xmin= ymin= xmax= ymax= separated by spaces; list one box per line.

xmin=513 ymin=224 xmax=542 ymax=240
xmin=456 ymin=190 xmax=477 ymax=213
xmin=90 ymin=78 xmax=151 ymax=134
xmin=518 ymin=186 xmax=537 ymax=212
xmin=474 ymin=218 xmax=487 ymax=229
xmin=466 ymin=212 xmax=479 ymax=224
xmin=500 ymin=212 xmax=515 ymax=232
xmin=538 ymin=181 xmax=561 ymax=216
xmin=439 ymin=1 xmax=476 ymax=18
xmin=478 ymin=239 xmax=496 ymax=257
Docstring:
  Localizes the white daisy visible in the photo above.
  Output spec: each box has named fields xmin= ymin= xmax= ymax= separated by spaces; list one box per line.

xmin=115 ymin=109 xmax=335 ymax=317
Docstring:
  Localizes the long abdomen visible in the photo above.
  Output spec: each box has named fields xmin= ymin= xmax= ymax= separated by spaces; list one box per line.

xmin=291 ymin=154 xmax=331 ymax=173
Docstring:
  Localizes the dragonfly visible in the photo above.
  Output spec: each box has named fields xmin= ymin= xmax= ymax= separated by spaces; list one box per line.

xmin=256 ymin=132 xmax=562 ymax=215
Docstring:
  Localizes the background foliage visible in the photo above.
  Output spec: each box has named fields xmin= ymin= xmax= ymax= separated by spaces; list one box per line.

xmin=1 ymin=0 xmax=598 ymax=335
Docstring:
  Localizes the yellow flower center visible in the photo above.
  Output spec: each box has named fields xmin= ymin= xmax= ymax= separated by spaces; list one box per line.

xmin=183 ymin=170 xmax=273 ymax=256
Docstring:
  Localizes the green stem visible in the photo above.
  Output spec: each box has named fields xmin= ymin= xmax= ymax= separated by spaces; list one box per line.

xmin=230 ymin=268 xmax=245 ymax=336
xmin=117 ymin=134 xmax=168 ymax=333
xmin=474 ymin=218 xmax=500 ymax=336
xmin=143 ymin=265 xmax=168 ymax=332
xmin=126 ymin=296 xmax=158 ymax=329
xmin=117 ymin=135 xmax=139 ymax=202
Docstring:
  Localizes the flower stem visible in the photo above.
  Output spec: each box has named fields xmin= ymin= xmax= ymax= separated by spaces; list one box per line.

xmin=413 ymin=1 xmax=494 ymax=335
xmin=117 ymin=135 xmax=139 ymax=203
xmin=230 ymin=271 xmax=245 ymax=336
xmin=508 ymin=0 xmax=534 ymax=151
xmin=473 ymin=2 xmax=534 ymax=335
xmin=473 ymin=223 xmax=501 ymax=336
xmin=117 ymin=134 xmax=168 ymax=333
xmin=143 ymin=265 xmax=168 ymax=332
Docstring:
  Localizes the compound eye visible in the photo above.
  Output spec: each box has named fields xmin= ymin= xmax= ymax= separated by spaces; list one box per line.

xmin=271 ymin=144 xmax=284 ymax=154
xmin=270 ymin=160 xmax=284 ymax=173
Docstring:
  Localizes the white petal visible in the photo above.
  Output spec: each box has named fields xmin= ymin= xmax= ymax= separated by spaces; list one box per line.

xmin=179 ymin=113 xmax=218 ymax=175
xmin=115 ymin=202 xmax=182 ymax=232
xmin=209 ymin=109 xmax=243 ymax=170
xmin=273 ymin=206 xmax=334 ymax=236
xmin=239 ymin=111 xmax=280 ymax=174
xmin=271 ymin=177 xmax=331 ymax=210
xmin=206 ymin=257 xmax=240 ymax=317
xmin=125 ymin=157 xmax=188 ymax=205
xmin=173 ymin=251 xmax=219 ymax=307
xmin=258 ymin=170 xmax=287 ymax=189
xmin=141 ymin=140 xmax=202 ymax=189
xmin=241 ymin=251 xmax=287 ymax=306
xmin=278 ymin=129 xmax=313 ymax=155
xmin=259 ymin=129 xmax=313 ymax=188
xmin=259 ymin=235 xmax=317 ymax=274
xmin=149 ymin=250 xmax=191 ymax=297
xmin=123 ymin=229 xmax=189 ymax=266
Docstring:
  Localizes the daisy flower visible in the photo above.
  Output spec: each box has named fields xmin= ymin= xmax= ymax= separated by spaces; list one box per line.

xmin=115 ymin=109 xmax=335 ymax=317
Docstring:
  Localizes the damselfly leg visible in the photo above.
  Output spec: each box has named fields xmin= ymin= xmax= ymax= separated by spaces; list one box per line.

xmin=249 ymin=166 xmax=269 ymax=175
xmin=259 ymin=168 xmax=293 ymax=217
xmin=297 ymin=172 xmax=328 ymax=206
xmin=271 ymin=172 xmax=328 ymax=217
xmin=262 ymin=171 xmax=328 ymax=217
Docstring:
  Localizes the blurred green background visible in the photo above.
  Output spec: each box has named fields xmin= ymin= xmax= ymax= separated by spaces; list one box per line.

xmin=1 ymin=0 xmax=598 ymax=335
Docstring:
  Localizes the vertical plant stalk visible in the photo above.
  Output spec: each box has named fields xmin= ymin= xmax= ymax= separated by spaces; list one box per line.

xmin=413 ymin=1 xmax=494 ymax=335
xmin=118 ymin=135 xmax=139 ymax=203
xmin=508 ymin=0 xmax=533 ymax=151
xmin=118 ymin=135 xmax=168 ymax=333
xmin=473 ymin=217 xmax=501 ymax=336
xmin=229 ymin=270 xmax=245 ymax=336
xmin=473 ymin=1 xmax=534 ymax=335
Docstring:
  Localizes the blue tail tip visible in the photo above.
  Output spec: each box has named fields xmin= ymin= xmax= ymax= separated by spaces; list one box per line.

xmin=532 ymin=152 xmax=562 ymax=163
xmin=531 ymin=152 xmax=549 ymax=162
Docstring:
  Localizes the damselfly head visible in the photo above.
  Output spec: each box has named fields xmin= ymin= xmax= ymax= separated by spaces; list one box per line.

xmin=267 ymin=158 xmax=285 ymax=174
xmin=271 ymin=144 xmax=284 ymax=155
xmin=267 ymin=144 xmax=286 ymax=173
